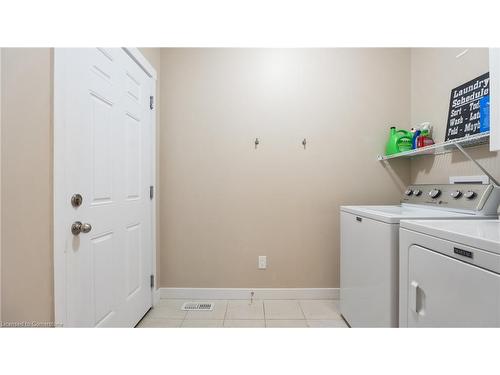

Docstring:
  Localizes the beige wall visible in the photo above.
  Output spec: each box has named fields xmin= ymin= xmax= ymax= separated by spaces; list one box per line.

xmin=159 ymin=48 xmax=410 ymax=288
xmin=1 ymin=48 xmax=53 ymax=323
xmin=11 ymin=47 xmax=493 ymax=321
xmin=0 ymin=48 xmax=161 ymax=323
xmin=410 ymin=48 xmax=500 ymax=184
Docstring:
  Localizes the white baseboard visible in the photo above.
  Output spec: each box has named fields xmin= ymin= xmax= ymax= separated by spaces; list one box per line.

xmin=153 ymin=288 xmax=161 ymax=306
xmin=159 ymin=288 xmax=339 ymax=300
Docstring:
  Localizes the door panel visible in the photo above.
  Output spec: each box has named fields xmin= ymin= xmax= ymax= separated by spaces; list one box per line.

xmin=126 ymin=223 xmax=141 ymax=298
xmin=408 ymin=245 xmax=500 ymax=327
xmin=125 ymin=114 xmax=141 ymax=200
xmin=92 ymin=232 xmax=116 ymax=325
xmin=126 ymin=71 xmax=142 ymax=102
xmin=56 ymin=48 xmax=153 ymax=327
xmin=90 ymin=94 xmax=114 ymax=203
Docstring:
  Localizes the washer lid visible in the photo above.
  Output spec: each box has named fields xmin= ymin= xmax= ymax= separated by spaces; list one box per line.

xmin=401 ymin=219 xmax=500 ymax=254
xmin=340 ymin=205 xmax=478 ymax=224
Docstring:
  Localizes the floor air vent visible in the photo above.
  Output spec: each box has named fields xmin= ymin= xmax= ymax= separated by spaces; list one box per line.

xmin=181 ymin=302 xmax=214 ymax=311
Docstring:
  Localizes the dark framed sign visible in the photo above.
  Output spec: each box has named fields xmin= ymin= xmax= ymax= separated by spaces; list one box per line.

xmin=445 ymin=72 xmax=490 ymax=141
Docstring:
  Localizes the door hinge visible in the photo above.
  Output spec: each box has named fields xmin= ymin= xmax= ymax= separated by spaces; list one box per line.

xmin=150 ymin=95 xmax=154 ymax=110
xmin=149 ymin=185 xmax=154 ymax=200
xmin=150 ymin=274 xmax=155 ymax=289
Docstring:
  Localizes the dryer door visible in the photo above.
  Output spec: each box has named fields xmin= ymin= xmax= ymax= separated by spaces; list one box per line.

xmin=407 ymin=245 xmax=500 ymax=327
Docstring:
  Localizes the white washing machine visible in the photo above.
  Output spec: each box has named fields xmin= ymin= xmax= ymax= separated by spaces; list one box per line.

xmin=399 ymin=219 xmax=500 ymax=327
xmin=340 ymin=183 xmax=500 ymax=327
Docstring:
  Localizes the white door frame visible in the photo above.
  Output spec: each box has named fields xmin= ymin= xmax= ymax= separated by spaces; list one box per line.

xmin=0 ymin=47 xmax=3 ymax=323
xmin=490 ymin=48 xmax=500 ymax=151
xmin=53 ymin=48 xmax=157 ymax=326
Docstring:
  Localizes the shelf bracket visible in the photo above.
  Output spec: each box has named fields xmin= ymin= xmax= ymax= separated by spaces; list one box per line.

xmin=454 ymin=143 xmax=500 ymax=187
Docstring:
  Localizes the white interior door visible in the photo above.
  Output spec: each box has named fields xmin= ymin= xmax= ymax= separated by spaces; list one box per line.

xmin=54 ymin=48 xmax=155 ymax=327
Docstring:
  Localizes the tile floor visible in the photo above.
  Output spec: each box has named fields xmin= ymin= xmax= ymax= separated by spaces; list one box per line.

xmin=136 ymin=299 xmax=349 ymax=328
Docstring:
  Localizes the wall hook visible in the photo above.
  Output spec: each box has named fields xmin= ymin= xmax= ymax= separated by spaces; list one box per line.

xmin=255 ymin=138 xmax=260 ymax=149
xmin=302 ymin=138 xmax=307 ymax=149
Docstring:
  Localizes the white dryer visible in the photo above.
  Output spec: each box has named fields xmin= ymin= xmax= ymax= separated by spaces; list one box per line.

xmin=399 ymin=219 xmax=500 ymax=327
xmin=340 ymin=183 xmax=500 ymax=327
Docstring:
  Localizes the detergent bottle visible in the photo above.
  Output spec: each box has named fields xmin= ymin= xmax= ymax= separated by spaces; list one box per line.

xmin=385 ymin=127 xmax=413 ymax=155
xmin=411 ymin=129 xmax=421 ymax=150
xmin=417 ymin=122 xmax=435 ymax=148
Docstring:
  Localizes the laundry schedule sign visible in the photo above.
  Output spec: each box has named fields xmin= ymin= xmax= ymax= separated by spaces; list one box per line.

xmin=445 ymin=72 xmax=490 ymax=141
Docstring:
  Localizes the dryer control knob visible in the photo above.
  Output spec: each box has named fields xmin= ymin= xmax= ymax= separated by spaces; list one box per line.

xmin=404 ymin=188 xmax=413 ymax=196
xmin=429 ymin=189 xmax=441 ymax=199
xmin=413 ymin=189 xmax=422 ymax=196
xmin=464 ymin=191 xmax=477 ymax=200
xmin=450 ymin=190 xmax=462 ymax=199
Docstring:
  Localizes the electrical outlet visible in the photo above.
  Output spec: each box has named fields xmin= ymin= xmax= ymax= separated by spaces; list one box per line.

xmin=258 ymin=256 xmax=267 ymax=269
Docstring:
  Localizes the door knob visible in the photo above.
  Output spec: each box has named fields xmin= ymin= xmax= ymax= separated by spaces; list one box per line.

xmin=81 ymin=223 xmax=92 ymax=233
xmin=71 ymin=221 xmax=92 ymax=235
xmin=71 ymin=193 xmax=83 ymax=208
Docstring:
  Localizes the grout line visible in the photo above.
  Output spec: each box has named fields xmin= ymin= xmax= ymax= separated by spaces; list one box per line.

xmin=263 ymin=300 xmax=269 ymax=327
xmin=297 ymin=300 xmax=307 ymax=321
xmin=180 ymin=303 xmax=188 ymax=327
xmin=222 ymin=300 xmax=229 ymax=327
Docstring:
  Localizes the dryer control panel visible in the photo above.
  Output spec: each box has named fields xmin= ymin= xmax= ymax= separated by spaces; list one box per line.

xmin=401 ymin=184 xmax=500 ymax=215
